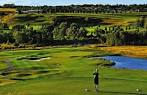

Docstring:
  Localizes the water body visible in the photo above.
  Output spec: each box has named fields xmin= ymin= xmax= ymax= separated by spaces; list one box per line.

xmin=102 ymin=56 xmax=147 ymax=70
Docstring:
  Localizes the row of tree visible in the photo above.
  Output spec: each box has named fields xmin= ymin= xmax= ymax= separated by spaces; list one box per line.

xmin=0 ymin=22 xmax=147 ymax=46
xmin=2 ymin=4 xmax=147 ymax=14
xmin=106 ymin=27 xmax=147 ymax=45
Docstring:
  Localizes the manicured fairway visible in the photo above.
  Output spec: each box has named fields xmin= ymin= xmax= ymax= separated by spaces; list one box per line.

xmin=0 ymin=46 xmax=147 ymax=95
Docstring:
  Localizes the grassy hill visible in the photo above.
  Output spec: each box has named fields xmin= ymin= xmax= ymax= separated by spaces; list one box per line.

xmin=0 ymin=10 xmax=145 ymax=32
xmin=13 ymin=13 xmax=139 ymax=25
xmin=10 ymin=12 xmax=144 ymax=31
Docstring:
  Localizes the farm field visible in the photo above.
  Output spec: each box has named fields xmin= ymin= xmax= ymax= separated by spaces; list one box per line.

xmin=0 ymin=46 xmax=147 ymax=95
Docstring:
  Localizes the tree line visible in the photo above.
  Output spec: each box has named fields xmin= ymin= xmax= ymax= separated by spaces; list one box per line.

xmin=0 ymin=22 xmax=147 ymax=46
xmin=2 ymin=4 xmax=147 ymax=14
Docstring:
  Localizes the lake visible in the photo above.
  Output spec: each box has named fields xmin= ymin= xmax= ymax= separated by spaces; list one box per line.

xmin=102 ymin=56 xmax=147 ymax=70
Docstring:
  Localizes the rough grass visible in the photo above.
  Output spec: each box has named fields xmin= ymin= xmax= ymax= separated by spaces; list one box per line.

xmin=0 ymin=8 xmax=16 ymax=24
xmin=100 ymin=46 xmax=147 ymax=58
xmin=0 ymin=8 xmax=16 ymax=13
xmin=0 ymin=62 xmax=7 ymax=70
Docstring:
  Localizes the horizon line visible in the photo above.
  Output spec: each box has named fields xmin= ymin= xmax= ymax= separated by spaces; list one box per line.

xmin=1 ymin=3 xmax=147 ymax=6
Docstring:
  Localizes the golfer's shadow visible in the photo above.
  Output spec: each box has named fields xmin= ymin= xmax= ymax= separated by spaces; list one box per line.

xmin=99 ymin=90 xmax=147 ymax=95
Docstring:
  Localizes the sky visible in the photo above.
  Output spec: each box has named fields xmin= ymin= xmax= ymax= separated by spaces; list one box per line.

xmin=0 ymin=0 xmax=146 ymax=6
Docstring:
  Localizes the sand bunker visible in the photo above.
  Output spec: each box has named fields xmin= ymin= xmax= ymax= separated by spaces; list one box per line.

xmin=33 ymin=57 xmax=51 ymax=61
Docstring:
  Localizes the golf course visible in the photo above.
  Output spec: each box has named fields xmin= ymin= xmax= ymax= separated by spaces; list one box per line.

xmin=0 ymin=45 xmax=147 ymax=95
xmin=0 ymin=3 xmax=147 ymax=95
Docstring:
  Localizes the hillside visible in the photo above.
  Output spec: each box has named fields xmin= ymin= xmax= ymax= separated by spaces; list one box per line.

xmin=0 ymin=11 xmax=147 ymax=47
xmin=10 ymin=13 xmax=141 ymax=30
xmin=0 ymin=8 xmax=16 ymax=24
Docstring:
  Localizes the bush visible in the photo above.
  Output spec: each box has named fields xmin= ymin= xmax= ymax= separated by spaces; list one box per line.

xmin=14 ymin=43 xmax=19 ymax=47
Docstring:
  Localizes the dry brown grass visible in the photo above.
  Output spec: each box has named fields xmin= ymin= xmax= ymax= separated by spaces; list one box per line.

xmin=0 ymin=8 xmax=16 ymax=23
xmin=100 ymin=46 xmax=147 ymax=58
xmin=0 ymin=8 xmax=16 ymax=13
xmin=0 ymin=79 xmax=16 ymax=86
xmin=103 ymin=18 xmax=127 ymax=25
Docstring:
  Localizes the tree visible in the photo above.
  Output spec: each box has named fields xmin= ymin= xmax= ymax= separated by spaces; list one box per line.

xmin=106 ymin=27 xmax=124 ymax=46
xmin=2 ymin=23 xmax=9 ymax=29
xmin=78 ymin=27 xmax=87 ymax=40
xmin=53 ymin=22 xmax=68 ymax=40
xmin=13 ymin=31 xmax=27 ymax=44
xmin=94 ymin=29 xmax=106 ymax=43
xmin=12 ymin=25 xmax=26 ymax=31
xmin=0 ymin=33 xmax=5 ymax=43
xmin=66 ymin=23 xmax=79 ymax=40
xmin=3 ymin=32 xmax=14 ymax=43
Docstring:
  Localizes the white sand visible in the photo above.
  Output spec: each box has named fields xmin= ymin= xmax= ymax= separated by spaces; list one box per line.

xmin=33 ymin=57 xmax=51 ymax=61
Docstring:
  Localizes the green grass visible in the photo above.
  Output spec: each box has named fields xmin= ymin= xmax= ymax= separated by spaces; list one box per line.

xmin=0 ymin=62 xmax=7 ymax=70
xmin=0 ymin=46 xmax=147 ymax=95
xmin=13 ymin=14 xmax=54 ymax=25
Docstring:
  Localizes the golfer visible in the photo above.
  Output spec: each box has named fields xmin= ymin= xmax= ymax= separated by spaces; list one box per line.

xmin=93 ymin=69 xmax=99 ymax=92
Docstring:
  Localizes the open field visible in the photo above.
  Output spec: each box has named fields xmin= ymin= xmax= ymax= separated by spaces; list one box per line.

xmin=0 ymin=46 xmax=147 ymax=95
